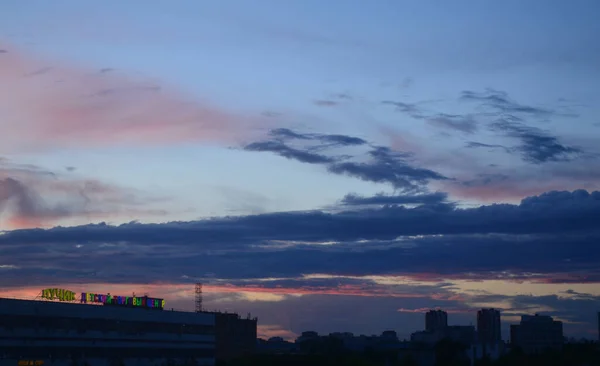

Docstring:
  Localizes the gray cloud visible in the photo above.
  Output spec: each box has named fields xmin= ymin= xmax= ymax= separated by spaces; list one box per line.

xmin=427 ymin=114 xmax=478 ymax=134
xmin=382 ymin=100 xmax=479 ymax=133
xmin=341 ymin=192 xmax=449 ymax=206
xmin=0 ymin=177 xmax=74 ymax=222
xmin=461 ymin=173 xmax=510 ymax=187
xmin=269 ymin=128 xmax=367 ymax=147
xmin=491 ymin=119 xmax=582 ymax=163
xmin=381 ymin=100 xmax=423 ymax=118
xmin=0 ymin=189 xmax=599 ymax=286
xmin=0 ymin=159 xmax=167 ymax=226
xmin=246 ymin=130 xmax=445 ymax=191
xmin=327 ymin=146 xmax=448 ymax=191
xmin=244 ymin=141 xmax=335 ymax=164
xmin=465 ymin=142 xmax=511 ymax=153
xmin=460 ymin=89 xmax=556 ymax=117
xmin=382 ymin=90 xmax=588 ymax=165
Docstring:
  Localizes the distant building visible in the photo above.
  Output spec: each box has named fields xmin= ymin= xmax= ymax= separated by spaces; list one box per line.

xmin=411 ymin=330 xmax=444 ymax=345
xmin=468 ymin=342 xmax=505 ymax=365
xmin=381 ymin=330 xmax=399 ymax=341
xmin=329 ymin=332 xmax=354 ymax=339
xmin=511 ymin=314 xmax=563 ymax=354
xmin=257 ymin=337 xmax=298 ymax=354
xmin=425 ymin=310 xmax=448 ymax=332
xmin=445 ymin=325 xmax=476 ymax=346
xmin=295 ymin=331 xmax=320 ymax=343
xmin=477 ymin=308 xmax=502 ymax=344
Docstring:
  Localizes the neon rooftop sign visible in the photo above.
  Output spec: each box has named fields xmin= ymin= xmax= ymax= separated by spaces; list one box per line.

xmin=40 ymin=288 xmax=165 ymax=310
xmin=81 ymin=292 xmax=165 ymax=310
xmin=41 ymin=288 xmax=77 ymax=302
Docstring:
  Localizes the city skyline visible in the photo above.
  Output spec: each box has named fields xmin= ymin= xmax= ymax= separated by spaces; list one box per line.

xmin=1 ymin=0 xmax=600 ymax=342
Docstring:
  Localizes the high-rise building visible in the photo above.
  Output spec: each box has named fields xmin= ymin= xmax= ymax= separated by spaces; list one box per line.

xmin=425 ymin=309 xmax=448 ymax=332
xmin=511 ymin=314 xmax=563 ymax=354
xmin=477 ymin=308 xmax=502 ymax=344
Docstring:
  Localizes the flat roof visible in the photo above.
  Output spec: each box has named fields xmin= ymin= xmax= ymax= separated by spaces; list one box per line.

xmin=0 ymin=297 xmax=214 ymax=325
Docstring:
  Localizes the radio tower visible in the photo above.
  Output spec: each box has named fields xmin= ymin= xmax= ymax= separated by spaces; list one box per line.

xmin=195 ymin=283 xmax=203 ymax=313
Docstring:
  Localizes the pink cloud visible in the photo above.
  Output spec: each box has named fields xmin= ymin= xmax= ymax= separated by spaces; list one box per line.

xmin=0 ymin=42 xmax=269 ymax=153
xmin=0 ymin=160 xmax=165 ymax=229
xmin=439 ymin=178 xmax=569 ymax=204
xmin=380 ymin=126 xmax=424 ymax=154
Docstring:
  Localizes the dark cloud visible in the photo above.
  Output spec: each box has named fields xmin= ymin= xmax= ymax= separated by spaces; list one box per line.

xmin=1 ymin=189 xmax=599 ymax=286
xmin=244 ymin=141 xmax=335 ymax=164
xmin=460 ymin=89 xmax=555 ymax=117
xmin=427 ymin=113 xmax=478 ymax=133
xmin=318 ymin=134 xmax=367 ymax=147
xmin=381 ymin=100 xmax=423 ymax=118
xmin=491 ymin=119 xmax=582 ymax=163
xmin=482 ymin=293 xmax=600 ymax=334
xmin=247 ymin=130 xmax=441 ymax=190
xmin=269 ymin=128 xmax=367 ymax=146
xmin=66 ymin=166 xmax=76 ymax=172
xmin=340 ymin=192 xmax=448 ymax=206
xmin=328 ymin=146 xmax=448 ymax=190
xmin=382 ymin=101 xmax=478 ymax=133
xmin=270 ymin=128 xmax=313 ymax=141
xmin=0 ymin=177 xmax=74 ymax=222
xmin=465 ymin=142 xmax=511 ymax=153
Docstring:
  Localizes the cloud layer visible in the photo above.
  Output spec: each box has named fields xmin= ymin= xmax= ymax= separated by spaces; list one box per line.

xmin=0 ymin=158 xmax=164 ymax=229
xmin=1 ymin=189 xmax=599 ymax=287
xmin=0 ymin=42 xmax=266 ymax=153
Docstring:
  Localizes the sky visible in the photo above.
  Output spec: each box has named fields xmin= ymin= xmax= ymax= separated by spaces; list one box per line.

xmin=1 ymin=0 xmax=600 ymax=342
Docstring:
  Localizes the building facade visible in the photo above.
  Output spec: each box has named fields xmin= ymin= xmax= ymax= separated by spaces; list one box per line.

xmin=425 ymin=310 xmax=448 ymax=332
xmin=510 ymin=314 xmax=563 ymax=354
xmin=213 ymin=312 xmax=257 ymax=361
xmin=477 ymin=308 xmax=501 ymax=344
xmin=0 ymin=296 xmax=255 ymax=366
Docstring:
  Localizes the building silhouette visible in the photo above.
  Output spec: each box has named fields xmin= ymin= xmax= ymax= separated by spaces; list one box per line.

xmin=477 ymin=308 xmax=501 ymax=343
xmin=0 ymin=293 xmax=257 ymax=365
xmin=510 ymin=314 xmax=563 ymax=354
xmin=425 ymin=309 xmax=448 ymax=332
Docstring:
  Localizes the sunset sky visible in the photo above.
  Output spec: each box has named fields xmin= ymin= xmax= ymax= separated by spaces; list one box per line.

xmin=1 ymin=0 xmax=600 ymax=341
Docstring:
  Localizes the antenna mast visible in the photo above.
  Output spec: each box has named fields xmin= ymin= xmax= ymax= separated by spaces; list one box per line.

xmin=195 ymin=283 xmax=203 ymax=313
